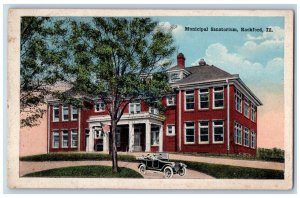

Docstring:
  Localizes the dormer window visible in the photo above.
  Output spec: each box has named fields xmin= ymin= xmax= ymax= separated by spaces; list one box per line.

xmin=169 ymin=72 xmax=181 ymax=82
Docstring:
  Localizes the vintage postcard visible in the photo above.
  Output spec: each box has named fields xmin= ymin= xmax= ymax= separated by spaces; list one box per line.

xmin=7 ymin=9 xmax=294 ymax=189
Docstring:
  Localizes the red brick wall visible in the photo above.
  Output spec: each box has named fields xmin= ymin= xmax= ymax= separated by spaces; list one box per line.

xmin=229 ymin=85 xmax=257 ymax=155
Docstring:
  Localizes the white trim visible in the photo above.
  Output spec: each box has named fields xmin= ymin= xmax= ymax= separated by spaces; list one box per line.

xmin=166 ymin=95 xmax=176 ymax=106
xmin=166 ymin=124 xmax=175 ymax=136
xmin=244 ymin=97 xmax=250 ymax=118
xmin=52 ymin=130 xmax=59 ymax=149
xmin=227 ymin=80 xmax=230 ymax=152
xmin=251 ymin=130 xmax=256 ymax=149
xmin=234 ymin=122 xmax=242 ymax=145
xmin=198 ymin=88 xmax=209 ymax=110
xmin=178 ymin=90 xmax=182 ymax=150
xmin=244 ymin=127 xmax=250 ymax=147
xmin=94 ymin=101 xmax=105 ymax=112
xmin=129 ymin=102 xmax=141 ymax=114
xmin=212 ymin=120 xmax=224 ymax=144
xmin=70 ymin=129 xmax=78 ymax=148
xmin=78 ymin=108 xmax=81 ymax=151
xmin=251 ymin=104 xmax=257 ymax=122
xmin=213 ymin=86 xmax=224 ymax=109
xmin=47 ymin=105 xmax=50 ymax=153
xmin=61 ymin=129 xmax=69 ymax=148
xmin=234 ymin=80 xmax=263 ymax=106
xmin=199 ymin=121 xmax=209 ymax=144
xmin=184 ymin=121 xmax=195 ymax=144
xmin=235 ymin=88 xmax=243 ymax=113
xmin=62 ymin=105 xmax=69 ymax=121
xmin=71 ymin=105 xmax=78 ymax=121
xmin=52 ymin=105 xmax=59 ymax=122
xmin=184 ymin=89 xmax=195 ymax=111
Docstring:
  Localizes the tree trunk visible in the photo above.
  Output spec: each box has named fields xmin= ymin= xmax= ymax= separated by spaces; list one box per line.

xmin=111 ymin=119 xmax=118 ymax=173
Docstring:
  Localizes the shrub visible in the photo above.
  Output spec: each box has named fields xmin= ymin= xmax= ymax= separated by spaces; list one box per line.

xmin=257 ymin=148 xmax=285 ymax=163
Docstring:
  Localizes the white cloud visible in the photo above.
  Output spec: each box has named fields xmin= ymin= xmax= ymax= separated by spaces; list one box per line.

xmin=156 ymin=21 xmax=185 ymax=37
xmin=193 ymin=43 xmax=283 ymax=86
xmin=246 ymin=26 xmax=284 ymax=42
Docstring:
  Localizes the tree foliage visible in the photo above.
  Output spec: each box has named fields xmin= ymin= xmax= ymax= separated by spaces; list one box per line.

xmin=20 ymin=17 xmax=67 ymax=127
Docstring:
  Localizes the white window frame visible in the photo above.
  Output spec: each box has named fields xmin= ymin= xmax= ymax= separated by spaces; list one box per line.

xmin=184 ymin=122 xmax=195 ymax=144
xmin=71 ymin=129 xmax=78 ymax=148
xmin=166 ymin=124 xmax=175 ymax=136
xmin=62 ymin=105 xmax=69 ymax=121
xmin=213 ymin=87 xmax=224 ymax=109
xmin=169 ymin=72 xmax=181 ymax=82
xmin=234 ymin=122 xmax=242 ymax=145
xmin=166 ymin=95 xmax=176 ymax=106
xmin=251 ymin=131 xmax=256 ymax=149
xmin=235 ymin=88 xmax=242 ymax=113
xmin=251 ymin=104 xmax=256 ymax=122
xmin=53 ymin=105 xmax=60 ymax=122
xmin=213 ymin=120 xmax=224 ymax=144
xmin=95 ymin=101 xmax=105 ymax=112
xmin=199 ymin=88 xmax=209 ymax=110
xmin=61 ymin=129 xmax=69 ymax=148
xmin=185 ymin=90 xmax=195 ymax=111
xmin=129 ymin=102 xmax=141 ymax=114
xmin=244 ymin=127 xmax=250 ymax=147
xmin=244 ymin=97 xmax=250 ymax=118
xmin=149 ymin=107 xmax=159 ymax=115
xmin=199 ymin=121 xmax=209 ymax=144
xmin=71 ymin=106 xmax=78 ymax=121
xmin=151 ymin=126 xmax=160 ymax=146
xmin=95 ymin=130 xmax=103 ymax=139
xmin=52 ymin=130 xmax=59 ymax=148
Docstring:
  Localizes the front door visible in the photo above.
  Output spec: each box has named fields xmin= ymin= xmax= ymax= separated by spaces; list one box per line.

xmin=134 ymin=128 xmax=142 ymax=151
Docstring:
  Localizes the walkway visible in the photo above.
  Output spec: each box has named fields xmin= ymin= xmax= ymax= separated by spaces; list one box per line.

xmin=20 ymin=161 xmax=214 ymax=179
xmin=119 ymin=152 xmax=284 ymax=171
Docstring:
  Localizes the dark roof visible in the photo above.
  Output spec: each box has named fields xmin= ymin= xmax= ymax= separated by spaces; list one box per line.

xmin=168 ymin=65 xmax=183 ymax=71
xmin=173 ymin=64 xmax=236 ymax=84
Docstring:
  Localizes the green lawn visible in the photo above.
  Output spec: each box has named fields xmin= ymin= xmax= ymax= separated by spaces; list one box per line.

xmin=23 ymin=165 xmax=143 ymax=178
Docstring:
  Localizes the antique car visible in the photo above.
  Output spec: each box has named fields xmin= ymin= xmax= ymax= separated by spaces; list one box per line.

xmin=136 ymin=153 xmax=187 ymax=178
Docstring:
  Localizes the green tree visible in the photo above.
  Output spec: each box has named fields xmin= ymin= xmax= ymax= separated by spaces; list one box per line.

xmin=20 ymin=17 xmax=66 ymax=127
xmin=58 ymin=17 xmax=176 ymax=172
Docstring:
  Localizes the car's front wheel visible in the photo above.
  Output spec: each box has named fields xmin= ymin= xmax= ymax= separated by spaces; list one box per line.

xmin=178 ymin=167 xmax=186 ymax=176
xmin=164 ymin=166 xmax=173 ymax=179
xmin=139 ymin=164 xmax=146 ymax=175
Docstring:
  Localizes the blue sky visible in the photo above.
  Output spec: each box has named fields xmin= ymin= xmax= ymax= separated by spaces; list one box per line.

xmin=153 ymin=16 xmax=284 ymax=90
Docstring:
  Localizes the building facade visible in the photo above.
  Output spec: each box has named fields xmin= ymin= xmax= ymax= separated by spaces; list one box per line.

xmin=47 ymin=53 xmax=262 ymax=155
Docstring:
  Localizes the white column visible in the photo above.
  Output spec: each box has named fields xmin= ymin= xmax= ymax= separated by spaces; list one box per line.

xmin=145 ymin=121 xmax=151 ymax=152
xmin=159 ymin=125 xmax=163 ymax=152
xmin=103 ymin=132 xmax=109 ymax=152
xmin=128 ymin=122 xmax=134 ymax=152
xmin=88 ymin=126 xmax=94 ymax=152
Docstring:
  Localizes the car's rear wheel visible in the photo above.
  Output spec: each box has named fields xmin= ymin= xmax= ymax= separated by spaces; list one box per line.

xmin=139 ymin=164 xmax=146 ymax=175
xmin=164 ymin=166 xmax=173 ymax=179
xmin=178 ymin=167 xmax=186 ymax=176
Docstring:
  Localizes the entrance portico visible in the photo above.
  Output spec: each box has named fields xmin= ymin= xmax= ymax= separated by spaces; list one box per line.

xmin=87 ymin=113 xmax=164 ymax=152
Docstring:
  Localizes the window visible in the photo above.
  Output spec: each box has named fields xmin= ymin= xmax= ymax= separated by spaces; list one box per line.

xmin=251 ymin=104 xmax=256 ymax=122
xmin=244 ymin=98 xmax=250 ymax=118
xmin=53 ymin=105 xmax=59 ymax=122
xmin=62 ymin=105 xmax=69 ymax=121
xmin=213 ymin=120 xmax=224 ymax=143
xmin=235 ymin=89 xmax=242 ymax=113
xmin=166 ymin=125 xmax=175 ymax=136
xmin=234 ymin=122 xmax=242 ymax=145
xmin=71 ymin=106 xmax=78 ymax=120
xmin=244 ymin=128 xmax=250 ymax=147
xmin=61 ymin=130 xmax=68 ymax=148
xmin=199 ymin=88 xmax=209 ymax=109
xmin=185 ymin=90 xmax=194 ymax=110
xmin=95 ymin=101 xmax=105 ymax=112
xmin=149 ymin=107 xmax=159 ymax=115
xmin=71 ymin=129 xmax=78 ymax=148
xmin=251 ymin=131 xmax=256 ymax=148
xmin=199 ymin=121 xmax=209 ymax=144
xmin=95 ymin=130 xmax=103 ymax=139
xmin=166 ymin=95 xmax=176 ymax=106
xmin=151 ymin=126 xmax=160 ymax=145
xmin=184 ymin=122 xmax=195 ymax=144
xmin=169 ymin=72 xmax=181 ymax=82
xmin=213 ymin=87 xmax=224 ymax=108
xmin=52 ymin=130 xmax=59 ymax=148
xmin=129 ymin=102 xmax=141 ymax=114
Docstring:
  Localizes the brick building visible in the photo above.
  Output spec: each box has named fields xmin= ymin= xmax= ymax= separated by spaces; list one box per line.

xmin=47 ymin=53 xmax=262 ymax=155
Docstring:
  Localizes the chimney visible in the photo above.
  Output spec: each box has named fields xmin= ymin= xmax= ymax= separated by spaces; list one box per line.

xmin=199 ymin=58 xmax=206 ymax=66
xmin=177 ymin=53 xmax=185 ymax=68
